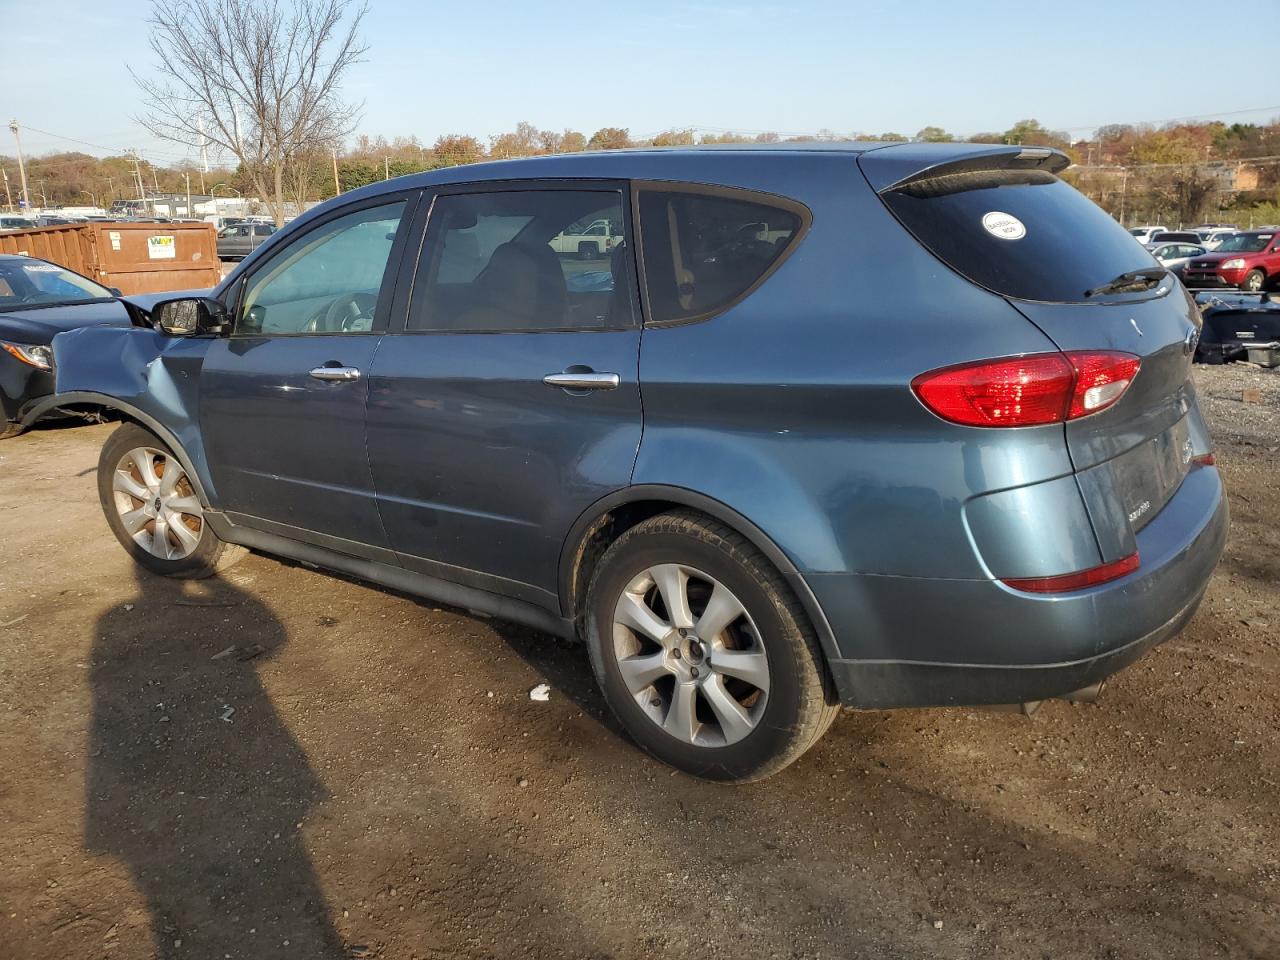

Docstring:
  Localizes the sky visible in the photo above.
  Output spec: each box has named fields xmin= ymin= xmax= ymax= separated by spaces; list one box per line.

xmin=4 ymin=0 xmax=1279 ymax=168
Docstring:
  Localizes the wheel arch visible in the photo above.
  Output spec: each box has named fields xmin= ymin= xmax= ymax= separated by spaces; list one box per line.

xmin=558 ymin=484 xmax=841 ymax=664
xmin=22 ymin=392 xmax=213 ymax=508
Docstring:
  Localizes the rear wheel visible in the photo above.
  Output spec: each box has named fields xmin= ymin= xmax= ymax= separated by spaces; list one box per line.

xmin=97 ymin=423 xmax=246 ymax=578
xmin=577 ymin=241 xmax=599 ymax=261
xmin=1242 ymin=269 xmax=1266 ymax=293
xmin=584 ymin=510 xmax=838 ymax=782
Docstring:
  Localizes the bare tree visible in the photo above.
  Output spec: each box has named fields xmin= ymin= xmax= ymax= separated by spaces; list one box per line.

xmin=133 ymin=0 xmax=367 ymax=225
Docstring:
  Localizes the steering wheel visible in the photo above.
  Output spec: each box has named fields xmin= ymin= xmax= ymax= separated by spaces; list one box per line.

xmin=316 ymin=291 xmax=377 ymax=332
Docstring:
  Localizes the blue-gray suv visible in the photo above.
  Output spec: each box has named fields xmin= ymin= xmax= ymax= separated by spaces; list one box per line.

xmin=44 ymin=142 xmax=1228 ymax=781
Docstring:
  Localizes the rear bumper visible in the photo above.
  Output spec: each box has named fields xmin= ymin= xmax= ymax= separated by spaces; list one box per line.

xmin=1185 ymin=269 xmax=1247 ymax=289
xmin=815 ymin=464 xmax=1228 ymax=708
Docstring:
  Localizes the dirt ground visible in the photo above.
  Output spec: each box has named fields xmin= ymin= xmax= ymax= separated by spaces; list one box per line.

xmin=0 ymin=364 xmax=1277 ymax=960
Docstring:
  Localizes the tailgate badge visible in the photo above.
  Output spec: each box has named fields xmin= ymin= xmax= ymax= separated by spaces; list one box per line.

xmin=1129 ymin=318 xmax=1144 ymax=337
xmin=1128 ymin=500 xmax=1152 ymax=524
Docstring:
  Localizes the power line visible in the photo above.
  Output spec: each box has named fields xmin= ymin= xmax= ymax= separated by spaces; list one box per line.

xmin=16 ymin=123 xmax=205 ymax=165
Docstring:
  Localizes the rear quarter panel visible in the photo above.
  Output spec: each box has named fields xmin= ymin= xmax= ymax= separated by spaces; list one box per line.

xmin=633 ymin=155 xmax=1077 ymax=580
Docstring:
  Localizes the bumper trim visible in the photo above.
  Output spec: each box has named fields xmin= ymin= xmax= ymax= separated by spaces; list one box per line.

xmin=829 ymin=588 xmax=1206 ymax=709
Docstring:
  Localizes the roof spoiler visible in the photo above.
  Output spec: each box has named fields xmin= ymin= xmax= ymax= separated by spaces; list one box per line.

xmin=858 ymin=143 xmax=1071 ymax=194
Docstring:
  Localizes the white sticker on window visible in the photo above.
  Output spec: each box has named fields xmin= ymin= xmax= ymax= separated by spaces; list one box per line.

xmin=981 ymin=211 xmax=1026 ymax=241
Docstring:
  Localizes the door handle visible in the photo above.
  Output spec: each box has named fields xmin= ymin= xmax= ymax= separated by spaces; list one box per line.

xmin=309 ymin=365 xmax=362 ymax=382
xmin=543 ymin=371 xmax=620 ymax=391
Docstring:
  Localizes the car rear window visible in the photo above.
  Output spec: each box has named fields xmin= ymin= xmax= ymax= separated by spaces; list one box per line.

xmin=636 ymin=186 xmax=805 ymax=324
xmin=882 ymin=169 xmax=1161 ymax=303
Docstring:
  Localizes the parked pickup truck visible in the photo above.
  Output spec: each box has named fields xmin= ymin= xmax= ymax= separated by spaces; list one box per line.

xmin=216 ymin=221 xmax=277 ymax=261
xmin=548 ymin=219 xmax=621 ymax=260
xmin=1182 ymin=230 xmax=1279 ymax=292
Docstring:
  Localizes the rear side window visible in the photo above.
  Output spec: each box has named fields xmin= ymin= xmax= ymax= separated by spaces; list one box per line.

xmin=637 ymin=186 xmax=805 ymax=324
xmin=882 ymin=169 xmax=1161 ymax=303
xmin=409 ymin=189 xmax=633 ymax=332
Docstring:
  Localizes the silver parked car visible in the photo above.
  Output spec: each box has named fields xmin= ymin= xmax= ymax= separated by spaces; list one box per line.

xmin=1148 ymin=241 xmax=1207 ymax=281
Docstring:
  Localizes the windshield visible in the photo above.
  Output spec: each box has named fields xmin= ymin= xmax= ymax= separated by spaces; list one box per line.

xmin=1215 ymin=233 xmax=1272 ymax=253
xmin=0 ymin=259 xmax=114 ymax=311
xmin=883 ymin=169 xmax=1161 ymax=302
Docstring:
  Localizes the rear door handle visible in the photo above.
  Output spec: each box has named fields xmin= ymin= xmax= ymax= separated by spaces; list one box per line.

xmin=543 ymin=371 xmax=620 ymax=391
xmin=309 ymin=365 xmax=362 ymax=382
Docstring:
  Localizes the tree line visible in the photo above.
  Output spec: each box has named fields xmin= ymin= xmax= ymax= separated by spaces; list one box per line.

xmin=4 ymin=116 xmax=1278 ymax=227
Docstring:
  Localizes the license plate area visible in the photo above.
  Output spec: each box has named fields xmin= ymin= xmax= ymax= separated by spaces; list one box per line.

xmin=1108 ymin=417 xmax=1191 ymax=532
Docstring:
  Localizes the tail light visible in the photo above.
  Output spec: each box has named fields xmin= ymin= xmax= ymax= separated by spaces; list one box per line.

xmin=912 ymin=351 xmax=1141 ymax=427
xmin=1003 ymin=552 xmax=1140 ymax=593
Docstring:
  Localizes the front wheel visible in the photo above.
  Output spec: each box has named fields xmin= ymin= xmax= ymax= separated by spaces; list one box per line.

xmin=97 ymin=423 xmax=246 ymax=578
xmin=1242 ymin=269 xmax=1266 ymax=293
xmin=585 ymin=511 xmax=838 ymax=782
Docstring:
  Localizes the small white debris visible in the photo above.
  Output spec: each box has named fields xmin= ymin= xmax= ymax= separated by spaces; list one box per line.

xmin=529 ymin=683 xmax=551 ymax=702
xmin=0 ymin=614 xmax=29 ymax=629
xmin=210 ymin=645 xmax=237 ymax=661
xmin=220 ymin=705 xmax=235 ymax=723
xmin=932 ymin=920 xmax=944 ymax=930
xmin=122 ymin=604 xmax=135 ymax=612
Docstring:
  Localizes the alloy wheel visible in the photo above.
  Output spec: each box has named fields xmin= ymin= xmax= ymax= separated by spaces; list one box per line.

xmin=611 ymin=563 xmax=770 ymax=747
xmin=110 ymin=447 xmax=204 ymax=561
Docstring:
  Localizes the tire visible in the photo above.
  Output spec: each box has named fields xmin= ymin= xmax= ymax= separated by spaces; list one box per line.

xmin=577 ymin=241 xmax=599 ymax=261
xmin=97 ymin=422 xmax=246 ymax=578
xmin=1242 ymin=269 xmax=1266 ymax=293
xmin=584 ymin=510 xmax=839 ymax=782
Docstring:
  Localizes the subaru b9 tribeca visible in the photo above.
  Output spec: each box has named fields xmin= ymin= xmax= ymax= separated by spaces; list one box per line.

xmin=44 ymin=142 xmax=1227 ymax=781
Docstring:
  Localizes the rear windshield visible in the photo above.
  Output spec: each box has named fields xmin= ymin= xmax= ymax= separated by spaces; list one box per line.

xmin=882 ymin=169 xmax=1161 ymax=303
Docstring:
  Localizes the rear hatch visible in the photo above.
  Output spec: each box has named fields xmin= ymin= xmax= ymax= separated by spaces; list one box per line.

xmin=861 ymin=145 xmax=1205 ymax=554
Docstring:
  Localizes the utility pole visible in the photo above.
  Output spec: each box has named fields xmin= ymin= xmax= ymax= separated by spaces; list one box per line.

xmin=1 ymin=167 xmax=12 ymax=212
xmin=8 ymin=120 xmax=30 ymax=210
xmin=35 ymin=179 xmax=47 ymax=208
xmin=384 ymin=156 xmax=390 ymax=180
xmin=130 ymin=150 xmax=147 ymax=215
xmin=331 ymin=148 xmax=341 ymax=196
xmin=1119 ymin=167 xmax=1128 ymax=225
xmin=184 ymin=172 xmax=192 ymax=217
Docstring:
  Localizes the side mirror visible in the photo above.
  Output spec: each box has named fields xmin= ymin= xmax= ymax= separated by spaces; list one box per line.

xmin=108 ymin=287 xmax=123 ymax=297
xmin=152 ymin=297 xmax=228 ymax=336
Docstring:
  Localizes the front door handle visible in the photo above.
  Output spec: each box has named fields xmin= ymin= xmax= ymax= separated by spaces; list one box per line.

xmin=309 ymin=365 xmax=362 ymax=382
xmin=543 ymin=371 xmax=620 ymax=391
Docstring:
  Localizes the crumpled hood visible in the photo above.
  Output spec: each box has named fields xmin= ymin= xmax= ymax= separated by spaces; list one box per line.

xmin=0 ymin=300 xmax=132 ymax=344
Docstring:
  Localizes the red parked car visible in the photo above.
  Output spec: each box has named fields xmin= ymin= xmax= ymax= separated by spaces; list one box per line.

xmin=1182 ymin=230 xmax=1279 ymax=291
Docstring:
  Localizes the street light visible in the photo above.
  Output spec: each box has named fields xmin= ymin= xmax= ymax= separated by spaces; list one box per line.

xmin=209 ymin=183 xmax=241 ymax=198
xmin=81 ymin=190 xmax=99 ymax=208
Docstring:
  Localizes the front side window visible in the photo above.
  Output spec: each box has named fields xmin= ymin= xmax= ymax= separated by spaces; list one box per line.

xmin=636 ymin=186 xmax=805 ymax=324
xmin=408 ymin=189 xmax=633 ymax=332
xmin=238 ymin=201 xmax=406 ymax=335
